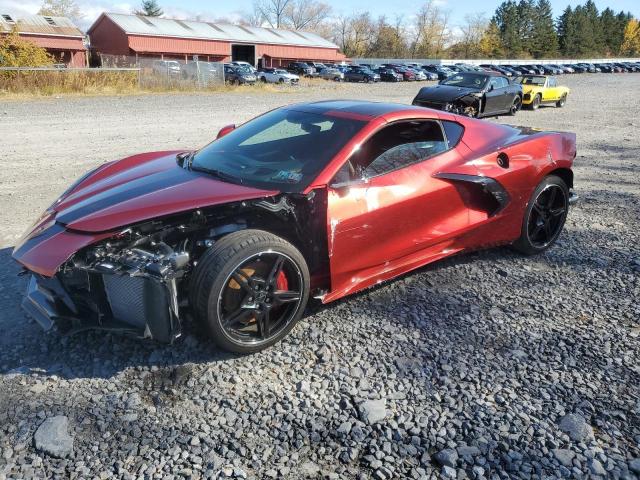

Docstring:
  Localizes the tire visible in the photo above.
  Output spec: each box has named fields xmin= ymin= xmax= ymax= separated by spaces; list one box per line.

xmin=260 ymin=76 xmax=266 ymax=83
xmin=531 ymin=94 xmax=541 ymax=110
xmin=190 ymin=229 xmax=310 ymax=354
xmin=279 ymin=77 xmax=284 ymax=83
xmin=509 ymin=96 xmax=522 ymax=116
xmin=556 ymin=94 xmax=567 ymax=108
xmin=512 ymin=175 xmax=569 ymax=255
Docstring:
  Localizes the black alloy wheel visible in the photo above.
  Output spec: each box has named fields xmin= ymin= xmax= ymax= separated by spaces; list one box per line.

xmin=509 ymin=96 xmax=522 ymax=116
xmin=191 ymin=230 xmax=310 ymax=353
xmin=217 ymin=252 xmax=303 ymax=345
xmin=513 ymin=175 xmax=569 ymax=254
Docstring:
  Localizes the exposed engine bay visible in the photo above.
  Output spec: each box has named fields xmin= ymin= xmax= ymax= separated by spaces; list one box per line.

xmin=24 ymin=192 xmax=328 ymax=343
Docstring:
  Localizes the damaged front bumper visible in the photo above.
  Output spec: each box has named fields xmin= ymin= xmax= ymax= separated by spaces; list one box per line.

xmin=22 ymin=270 xmax=181 ymax=343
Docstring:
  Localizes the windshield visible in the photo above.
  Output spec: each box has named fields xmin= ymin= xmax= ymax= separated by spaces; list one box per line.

xmin=516 ymin=75 xmax=546 ymax=86
xmin=275 ymin=69 xmax=287 ymax=74
xmin=440 ymin=73 xmax=488 ymax=89
xmin=191 ymin=109 xmax=367 ymax=192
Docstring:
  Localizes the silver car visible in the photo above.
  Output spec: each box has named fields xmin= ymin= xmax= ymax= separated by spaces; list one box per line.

xmin=258 ymin=68 xmax=300 ymax=84
xmin=318 ymin=68 xmax=344 ymax=81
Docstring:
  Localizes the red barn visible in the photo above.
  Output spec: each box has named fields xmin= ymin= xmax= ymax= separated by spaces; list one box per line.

xmin=0 ymin=13 xmax=86 ymax=67
xmin=88 ymin=12 xmax=346 ymax=68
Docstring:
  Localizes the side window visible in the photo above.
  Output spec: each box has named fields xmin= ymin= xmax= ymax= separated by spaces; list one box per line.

xmin=498 ymin=77 xmax=509 ymax=88
xmin=353 ymin=121 xmax=447 ymax=179
xmin=489 ymin=77 xmax=501 ymax=90
xmin=548 ymin=77 xmax=557 ymax=87
xmin=441 ymin=121 xmax=464 ymax=148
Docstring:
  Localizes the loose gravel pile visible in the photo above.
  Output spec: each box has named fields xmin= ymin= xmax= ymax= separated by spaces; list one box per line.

xmin=0 ymin=74 xmax=638 ymax=479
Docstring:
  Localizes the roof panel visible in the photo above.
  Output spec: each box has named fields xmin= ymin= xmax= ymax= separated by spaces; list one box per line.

xmin=97 ymin=13 xmax=339 ymax=49
xmin=0 ymin=14 xmax=83 ymax=37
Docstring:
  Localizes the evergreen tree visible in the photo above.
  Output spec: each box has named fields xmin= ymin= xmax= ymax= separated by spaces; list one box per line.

xmin=530 ymin=0 xmax=558 ymax=58
xmin=563 ymin=6 xmax=599 ymax=57
xmin=583 ymin=0 xmax=604 ymax=54
xmin=135 ymin=0 xmax=163 ymax=17
xmin=557 ymin=6 xmax=573 ymax=55
xmin=599 ymin=8 xmax=618 ymax=55
xmin=493 ymin=1 xmax=524 ymax=56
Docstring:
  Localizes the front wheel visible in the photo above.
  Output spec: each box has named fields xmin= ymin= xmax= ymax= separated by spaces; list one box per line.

xmin=556 ymin=94 xmax=567 ymax=108
xmin=512 ymin=175 xmax=569 ymax=255
xmin=190 ymin=230 xmax=310 ymax=354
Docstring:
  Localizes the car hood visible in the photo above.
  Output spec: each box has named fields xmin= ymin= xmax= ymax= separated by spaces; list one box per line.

xmin=414 ymin=84 xmax=480 ymax=102
xmin=50 ymin=151 xmax=278 ymax=233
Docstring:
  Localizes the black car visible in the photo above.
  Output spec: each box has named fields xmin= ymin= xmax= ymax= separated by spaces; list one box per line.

xmin=287 ymin=62 xmax=314 ymax=76
xmin=570 ymin=64 xmax=588 ymax=73
xmin=412 ymin=72 xmax=523 ymax=118
xmin=223 ymin=65 xmax=257 ymax=85
xmin=375 ymin=67 xmax=403 ymax=82
xmin=422 ymin=64 xmax=453 ymax=80
xmin=344 ymin=66 xmax=380 ymax=83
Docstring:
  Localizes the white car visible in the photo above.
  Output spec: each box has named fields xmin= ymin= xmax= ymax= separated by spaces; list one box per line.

xmin=231 ymin=61 xmax=257 ymax=73
xmin=258 ymin=68 xmax=300 ymax=84
xmin=153 ymin=60 xmax=181 ymax=76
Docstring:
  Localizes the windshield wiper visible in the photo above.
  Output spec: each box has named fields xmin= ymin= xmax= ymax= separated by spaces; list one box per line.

xmin=190 ymin=165 xmax=244 ymax=185
xmin=176 ymin=151 xmax=195 ymax=169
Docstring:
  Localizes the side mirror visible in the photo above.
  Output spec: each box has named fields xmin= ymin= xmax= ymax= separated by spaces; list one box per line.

xmin=488 ymin=84 xmax=494 ymax=92
xmin=217 ymin=124 xmax=236 ymax=139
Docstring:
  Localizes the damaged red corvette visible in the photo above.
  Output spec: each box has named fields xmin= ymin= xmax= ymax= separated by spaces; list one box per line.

xmin=13 ymin=101 xmax=577 ymax=353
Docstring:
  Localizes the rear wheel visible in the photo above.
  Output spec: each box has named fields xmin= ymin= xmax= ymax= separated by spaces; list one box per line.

xmin=509 ymin=96 xmax=522 ymax=116
xmin=556 ymin=94 xmax=567 ymax=108
xmin=260 ymin=76 xmax=267 ymax=83
xmin=190 ymin=230 xmax=310 ymax=354
xmin=531 ymin=94 xmax=541 ymax=110
xmin=512 ymin=175 xmax=569 ymax=255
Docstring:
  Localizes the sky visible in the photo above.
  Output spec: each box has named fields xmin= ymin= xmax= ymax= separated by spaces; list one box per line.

xmin=0 ymin=0 xmax=638 ymax=31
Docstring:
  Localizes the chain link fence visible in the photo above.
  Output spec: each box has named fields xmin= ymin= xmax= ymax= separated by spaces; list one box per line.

xmin=99 ymin=54 xmax=225 ymax=89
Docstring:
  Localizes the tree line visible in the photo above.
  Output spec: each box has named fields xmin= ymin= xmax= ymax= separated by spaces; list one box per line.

xmin=26 ymin=0 xmax=640 ymax=59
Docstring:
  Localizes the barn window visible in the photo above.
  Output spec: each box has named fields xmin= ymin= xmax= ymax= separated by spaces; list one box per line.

xmin=44 ymin=16 xmax=56 ymax=25
xmin=2 ymin=14 xmax=15 ymax=23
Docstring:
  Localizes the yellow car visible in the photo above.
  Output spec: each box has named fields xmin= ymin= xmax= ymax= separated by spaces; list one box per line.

xmin=516 ymin=75 xmax=570 ymax=110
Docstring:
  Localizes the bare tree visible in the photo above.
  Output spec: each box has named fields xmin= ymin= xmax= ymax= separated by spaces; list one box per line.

xmin=410 ymin=0 xmax=451 ymax=58
xmin=253 ymin=0 xmax=292 ymax=28
xmin=38 ymin=0 xmax=83 ymax=23
xmin=458 ymin=13 xmax=488 ymax=58
xmin=285 ymin=0 xmax=331 ymax=30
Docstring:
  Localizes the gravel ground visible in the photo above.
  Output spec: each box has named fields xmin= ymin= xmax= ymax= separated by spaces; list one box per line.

xmin=0 ymin=74 xmax=639 ymax=479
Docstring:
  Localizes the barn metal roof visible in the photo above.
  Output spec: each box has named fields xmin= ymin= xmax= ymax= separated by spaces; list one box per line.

xmin=91 ymin=12 xmax=339 ymax=50
xmin=0 ymin=14 xmax=83 ymax=37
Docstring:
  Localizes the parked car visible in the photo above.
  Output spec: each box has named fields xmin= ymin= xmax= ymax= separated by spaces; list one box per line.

xmin=407 ymin=67 xmax=428 ymax=81
xmin=576 ymin=63 xmax=596 ymax=73
xmin=514 ymin=75 xmax=570 ymax=110
xmin=308 ymin=62 xmax=326 ymax=72
xmin=224 ymin=64 xmax=257 ymax=85
xmin=231 ymin=61 xmax=256 ymax=73
xmin=387 ymin=66 xmax=415 ymax=81
xmin=375 ymin=67 xmax=403 ymax=82
xmin=412 ymin=71 xmax=523 ymax=118
xmin=258 ymin=68 xmax=299 ymax=84
xmin=569 ymin=64 xmax=588 ymax=73
xmin=480 ymin=64 xmax=513 ymax=77
xmin=287 ymin=62 xmax=314 ymax=76
xmin=153 ymin=60 xmax=181 ymax=76
xmin=595 ymin=63 xmax=615 ymax=73
xmin=549 ymin=64 xmax=573 ymax=74
xmin=14 ymin=100 xmax=576 ymax=353
xmin=344 ymin=66 xmax=380 ymax=83
xmin=317 ymin=67 xmax=344 ymax=81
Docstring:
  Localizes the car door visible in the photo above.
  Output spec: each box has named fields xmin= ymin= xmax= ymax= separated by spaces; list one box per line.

xmin=545 ymin=76 xmax=558 ymax=101
xmin=484 ymin=76 xmax=508 ymax=114
xmin=326 ymin=119 xmax=475 ymax=299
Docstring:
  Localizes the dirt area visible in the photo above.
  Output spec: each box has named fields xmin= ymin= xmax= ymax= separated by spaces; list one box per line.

xmin=0 ymin=74 xmax=638 ymax=479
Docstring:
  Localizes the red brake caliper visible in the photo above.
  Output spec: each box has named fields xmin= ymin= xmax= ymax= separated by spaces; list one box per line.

xmin=276 ymin=270 xmax=288 ymax=291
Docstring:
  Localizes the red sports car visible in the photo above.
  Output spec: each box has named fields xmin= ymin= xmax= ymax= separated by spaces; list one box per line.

xmin=13 ymin=101 xmax=577 ymax=353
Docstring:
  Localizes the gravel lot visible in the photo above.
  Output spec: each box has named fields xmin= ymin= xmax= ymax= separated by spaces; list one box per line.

xmin=0 ymin=74 xmax=639 ymax=479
